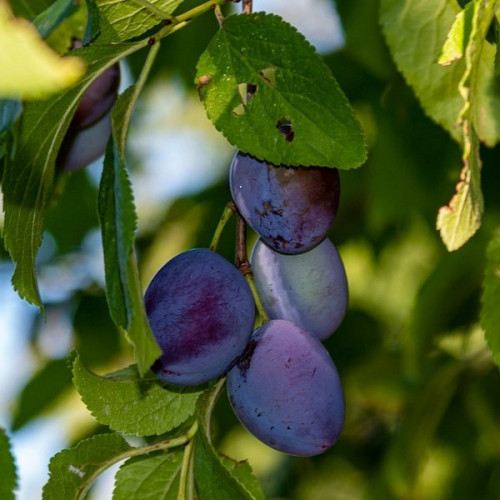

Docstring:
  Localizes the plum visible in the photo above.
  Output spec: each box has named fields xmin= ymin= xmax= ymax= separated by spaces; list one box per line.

xmin=227 ymin=319 xmax=345 ymax=456
xmin=56 ymin=111 xmax=111 ymax=171
xmin=70 ymin=63 xmax=120 ymax=130
xmin=229 ymin=152 xmax=340 ymax=254
xmin=145 ymin=248 xmax=255 ymax=386
xmin=250 ymin=238 xmax=348 ymax=340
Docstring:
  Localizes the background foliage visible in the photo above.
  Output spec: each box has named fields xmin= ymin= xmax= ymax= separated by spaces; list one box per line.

xmin=1 ymin=0 xmax=500 ymax=499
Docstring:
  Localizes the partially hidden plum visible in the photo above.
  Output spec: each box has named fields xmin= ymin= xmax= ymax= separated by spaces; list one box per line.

xmin=229 ymin=151 xmax=340 ymax=254
xmin=145 ymin=248 xmax=255 ymax=386
xmin=56 ymin=112 xmax=111 ymax=171
xmin=250 ymin=238 xmax=348 ymax=340
xmin=57 ymin=54 xmax=120 ymax=171
xmin=69 ymin=63 xmax=120 ymax=130
xmin=227 ymin=319 xmax=345 ymax=456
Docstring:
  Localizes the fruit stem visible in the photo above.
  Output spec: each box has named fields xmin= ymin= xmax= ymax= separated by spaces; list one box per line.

xmin=154 ymin=0 xmax=230 ymax=40
xmin=209 ymin=201 xmax=237 ymax=251
xmin=201 ymin=377 xmax=226 ymax=438
xmin=177 ymin=437 xmax=196 ymax=500
xmin=235 ymin=214 xmax=269 ymax=324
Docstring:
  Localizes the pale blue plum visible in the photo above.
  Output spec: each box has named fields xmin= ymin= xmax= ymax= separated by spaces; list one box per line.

xmin=145 ymin=249 xmax=255 ymax=386
xmin=250 ymin=238 xmax=348 ymax=340
xmin=56 ymin=112 xmax=111 ymax=171
xmin=227 ymin=320 xmax=345 ymax=456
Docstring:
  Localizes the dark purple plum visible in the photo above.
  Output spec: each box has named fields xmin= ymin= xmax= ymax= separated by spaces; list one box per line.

xmin=250 ymin=238 xmax=348 ymax=340
xmin=229 ymin=152 xmax=340 ymax=254
xmin=69 ymin=63 xmax=120 ymax=130
xmin=145 ymin=248 xmax=255 ymax=386
xmin=227 ymin=319 xmax=345 ymax=456
xmin=56 ymin=111 xmax=111 ymax=171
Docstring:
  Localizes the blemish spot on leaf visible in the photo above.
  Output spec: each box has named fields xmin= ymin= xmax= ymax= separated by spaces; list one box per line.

xmin=232 ymin=103 xmax=246 ymax=116
xmin=68 ymin=465 xmax=85 ymax=478
xmin=237 ymin=82 xmax=258 ymax=106
xmin=276 ymin=118 xmax=294 ymax=142
xmin=197 ymin=74 xmax=211 ymax=90
xmin=259 ymin=67 xmax=277 ymax=86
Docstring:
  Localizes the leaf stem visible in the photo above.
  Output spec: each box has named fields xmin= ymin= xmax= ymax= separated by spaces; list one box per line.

xmin=115 ymin=38 xmax=161 ymax=152
xmin=77 ymin=422 xmax=199 ymax=500
xmin=154 ymin=0 xmax=229 ymax=40
xmin=177 ymin=436 xmax=196 ymax=500
xmin=201 ymin=378 xmax=226 ymax=437
xmin=209 ymin=201 xmax=237 ymax=251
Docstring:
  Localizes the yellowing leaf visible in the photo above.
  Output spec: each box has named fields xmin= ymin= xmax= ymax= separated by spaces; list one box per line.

xmin=0 ymin=0 xmax=84 ymax=99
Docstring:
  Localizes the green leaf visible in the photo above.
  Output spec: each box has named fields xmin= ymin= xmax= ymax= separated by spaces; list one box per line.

xmin=437 ymin=2 xmax=474 ymax=66
xmin=382 ymin=0 xmax=497 ymax=250
xmin=380 ymin=0 xmax=463 ymax=140
xmin=1 ymin=36 xmax=149 ymax=308
xmin=0 ymin=1 xmax=85 ymax=100
xmin=11 ymin=357 xmax=72 ymax=431
xmin=0 ymin=428 xmax=17 ymax=500
xmin=380 ymin=0 xmax=500 ymax=146
xmin=194 ymin=427 xmax=252 ymax=500
xmin=0 ymin=99 xmax=21 ymax=161
xmin=95 ymin=0 xmax=183 ymax=42
xmin=220 ymin=456 xmax=266 ymax=500
xmin=10 ymin=0 xmax=58 ymax=20
xmin=99 ymin=74 xmax=162 ymax=373
xmin=73 ymin=355 xmax=203 ymax=436
xmin=196 ymin=12 xmax=366 ymax=169
xmin=33 ymin=0 xmax=77 ymax=38
xmin=480 ymin=231 xmax=500 ymax=367
xmin=42 ymin=433 xmax=132 ymax=500
xmin=112 ymin=452 xmax=183 ymax=500
xmin=436 ymin=128 xmax=483 ymax=251
xmin=437 ymin=0 xmax=496 ymax=250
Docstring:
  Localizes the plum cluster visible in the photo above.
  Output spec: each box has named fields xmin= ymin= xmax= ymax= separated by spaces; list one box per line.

xmin=144 ymin=151 xmax=348 ymax=457
xmin=57 ymin=43 xmax=120 ymax=171
xmin=227 ymin=152 xmax=347 ymax=456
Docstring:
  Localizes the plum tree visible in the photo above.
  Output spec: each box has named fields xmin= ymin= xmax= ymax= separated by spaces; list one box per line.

xmin=226 ymin=319 xmax=345 ymax=456
xmin=144 ymin=248 xmax=255 ymax=386
xmin=250 ymin=237 xmax=348 ymax=340
xmin=229 ymin=151 xmax=340 ymax=254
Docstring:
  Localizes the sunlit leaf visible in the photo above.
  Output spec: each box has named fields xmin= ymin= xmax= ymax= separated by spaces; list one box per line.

xmin=73 ymin=355 xmax=203 ymax=436
xmin=196 ymin=12 xmax=366 ymax=168
xmin=437 ymin=2 xmax=474 ymax=66
xmin=436 ymin=128 xmax=483 ymax=251
xmin=112 ymin=452 xmax=183 ymax=500
xmin=0 ymin=0 xmax=84 ymax=100
xmin=380 ymin=0 xmax=500 ymax=145
xmin=42 ymin=433 xmax=132 ymax=500
xmin=95 ymin=0 xmax=183 ymax=42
